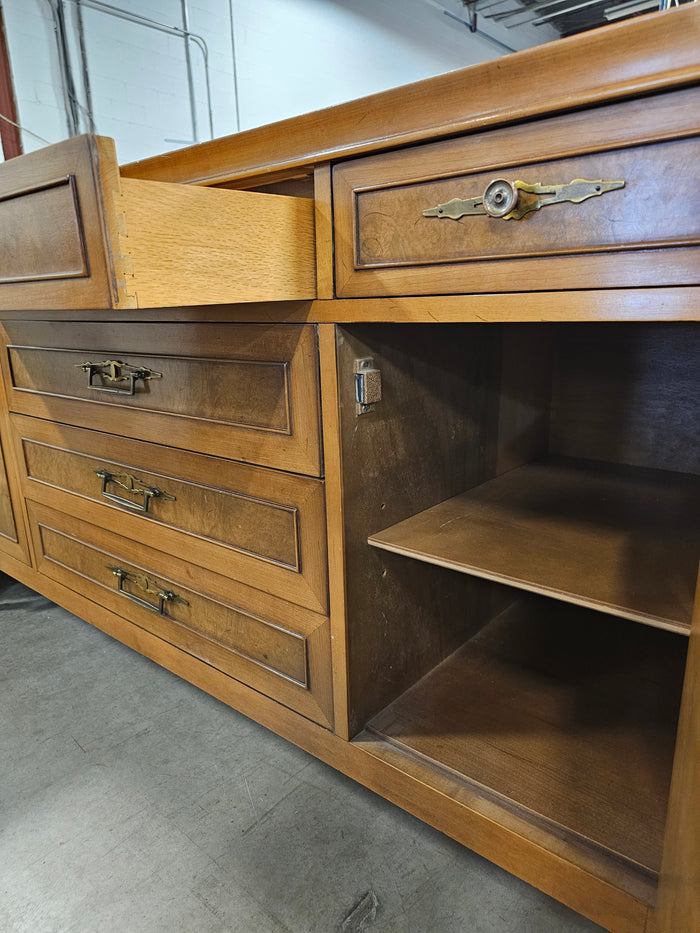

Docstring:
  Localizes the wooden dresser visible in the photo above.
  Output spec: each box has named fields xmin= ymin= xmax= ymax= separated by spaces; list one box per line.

xmin=0 ymin=10 xmax=697 ymax=931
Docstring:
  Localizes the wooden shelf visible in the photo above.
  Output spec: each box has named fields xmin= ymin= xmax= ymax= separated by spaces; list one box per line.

xmin=364 ymin=597 xmax=687 ymax=888
xmin=369 ymin=456 xmax=700 ymax=634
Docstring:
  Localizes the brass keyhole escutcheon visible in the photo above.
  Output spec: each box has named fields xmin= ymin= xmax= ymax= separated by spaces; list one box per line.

xmin=423 ymin=177 xmax=625 ymax=222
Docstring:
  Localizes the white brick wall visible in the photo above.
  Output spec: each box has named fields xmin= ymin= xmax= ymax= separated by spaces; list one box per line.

xmin=2 ymin=0 xmax=556 ymax=164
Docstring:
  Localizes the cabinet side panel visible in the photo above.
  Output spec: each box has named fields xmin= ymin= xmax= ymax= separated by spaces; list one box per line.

xmin=656 ymin=568 xmax=700 ymax=931
xmin=0 ymin=438 xmax=17 ymax=542
xmin=338 ymin=324 xmax=513 ymax=732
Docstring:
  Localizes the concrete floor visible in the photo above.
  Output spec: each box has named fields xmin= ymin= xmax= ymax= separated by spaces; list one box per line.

xmin=0 ymin=572 xmax=605 ymax=933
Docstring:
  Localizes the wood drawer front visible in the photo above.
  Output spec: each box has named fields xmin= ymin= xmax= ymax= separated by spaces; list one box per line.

xmin=0 ymin=136 xmax=118 ymax=310
xmin=333 ymin=88 xmax=699 ymax=297
xmin=28 ymin=502 xmax=333 ymax=727
xmin=0 ymin=322 xmax=321 ymax=476
xmin=0 ymin=134 xmax=315 ymax=311
xmin=13 ymin=415 xmax=328 ymax=614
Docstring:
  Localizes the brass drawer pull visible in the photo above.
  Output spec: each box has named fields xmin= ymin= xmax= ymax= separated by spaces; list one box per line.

xmin=423 ymin=177 xmax=624 ymax=222
xmin=95 ymin=468 xmax=176 ymax=513
xmin=107 ymin=565 xmax=188 ymax=615
xmin=76 ymin=359 xmax=163 ymax=395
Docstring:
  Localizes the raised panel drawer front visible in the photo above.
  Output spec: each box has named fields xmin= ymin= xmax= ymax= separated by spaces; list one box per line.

xmin=0 ymin=134 xmax=315 ymax=311
xmin=13 ymin=415 xmax=328 ymax=614
xmin=28 ymin=502 xmax=333 ymax=727
xmin=0 ymin=322 xmax=322 ymax=477
xmin=333 ymin=87 xmax=699 ymax=297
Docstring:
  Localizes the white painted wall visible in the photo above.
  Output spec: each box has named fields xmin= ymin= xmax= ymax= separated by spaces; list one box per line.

xmin=1 ymin=0 xmax=557 ymax=164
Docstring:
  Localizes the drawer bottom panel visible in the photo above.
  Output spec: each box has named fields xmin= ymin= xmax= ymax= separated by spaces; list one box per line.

xmin=28 ymin=502 xmax=333 ymax=728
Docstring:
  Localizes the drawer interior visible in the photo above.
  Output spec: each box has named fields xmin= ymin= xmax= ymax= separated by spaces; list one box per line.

xmin=0 ymin=134 xmax=316 ymax=311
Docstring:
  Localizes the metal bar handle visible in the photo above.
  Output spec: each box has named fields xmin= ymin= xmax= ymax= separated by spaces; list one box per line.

xmin=76 ymin=359 xmax=163 ymax=395
xmin=107 ymin=566 xmax=188 ymax=615
xmin=95 ymin=468 xmax=175 ymax=513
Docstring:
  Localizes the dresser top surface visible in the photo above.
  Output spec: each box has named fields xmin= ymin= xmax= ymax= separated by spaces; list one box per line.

xmin=121 ymin=7 xmax=700 ymax=188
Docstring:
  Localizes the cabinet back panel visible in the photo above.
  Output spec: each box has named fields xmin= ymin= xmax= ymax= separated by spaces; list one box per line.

xmin=549 ymin=323 xmax=699 ymax=475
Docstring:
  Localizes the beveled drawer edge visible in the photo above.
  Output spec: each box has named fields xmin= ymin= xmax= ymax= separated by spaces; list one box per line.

xmin=350 ymin=237 xmax=700 ymax=273
xmin=345 ymin=122 xmax=700 ymax=199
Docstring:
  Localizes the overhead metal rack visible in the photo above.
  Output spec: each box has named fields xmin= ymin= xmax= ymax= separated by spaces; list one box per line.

xmin=471 ymin=0 xmax=693 ymax=37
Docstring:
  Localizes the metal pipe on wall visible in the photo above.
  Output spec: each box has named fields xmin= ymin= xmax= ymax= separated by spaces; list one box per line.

xmin=227 ymin=0 xmax=241 ymax=133
xmin=187 ymin=32 xmax=214 ymax=139
xmin=74 ymin=0 xmax=96 ymax=133
xmin=64 ymin=0 xmax=215 ymax=143
xmin=423 ymin=0 xmax=517 ymax=54
xmin=43 ymin=0 xmax=81 ymax=136
xmin=180 ymin=0 xmax=198 ymax=143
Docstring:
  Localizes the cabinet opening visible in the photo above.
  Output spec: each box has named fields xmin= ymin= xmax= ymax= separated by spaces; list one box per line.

xmin=338 ymin=320 xmax=697 ymax=898
xmin=365 ymin=322 xmax=700 ymax=634
xmin=362 ymin=593 xmax=686 ymax=897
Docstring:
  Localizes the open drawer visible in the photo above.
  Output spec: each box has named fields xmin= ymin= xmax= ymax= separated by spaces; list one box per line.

xmin=0 ymin=135 xmax=316 ymax=310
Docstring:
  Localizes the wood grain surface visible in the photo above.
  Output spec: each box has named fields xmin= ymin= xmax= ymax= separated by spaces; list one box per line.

xmin=28 ymin=501 xmax=333 ymax=728
xmin=311 ymin=289 xmax=700 ymax=323
xmin=369 ymin=456 xmax=700 ymax=633
xmin=0 ymin=10 xmax=696 ymax=931
xmin=12 ymin=414 xmax=328 ymax=615
xmin=0 ymin=437 xmax=18 ymax=543
xmin=333 ymin=87 xmax=699 ymax=298
xmin=367 ymin=596 xmax=687 ymax=880
xmin=317 ymin=323 xmax=351 ymax=738
xmin=549 ymin=322 xmax=700 ymax=476
xmin=0 ymin=136 xmax=118 ymax=310
xmin=0 ymin=321 xmax=323 ymax=477
xmin=119 ymin=177 xmax=316 ymax=307
xmin=657 ymin=569 xmax=700 ymax=930
xmin=337 ymin=324 xmax=510 ymax=733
